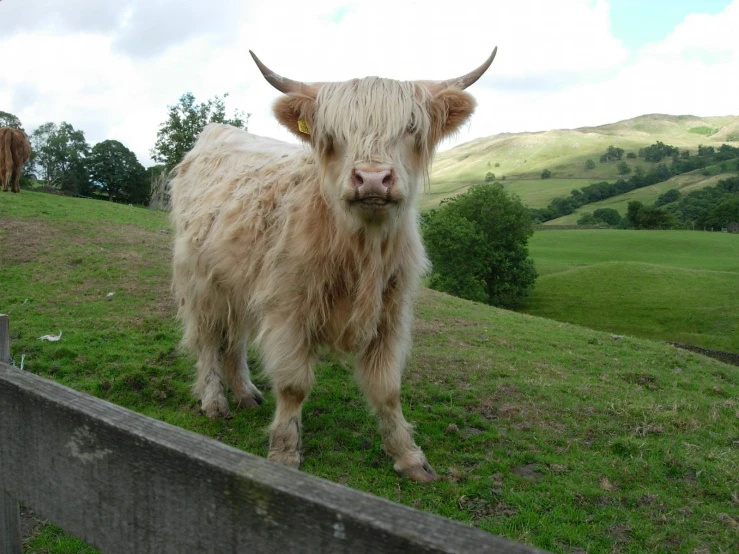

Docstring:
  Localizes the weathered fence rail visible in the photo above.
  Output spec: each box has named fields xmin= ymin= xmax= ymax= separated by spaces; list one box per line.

xmin=0 ymin=315 xmax=547 ymax=554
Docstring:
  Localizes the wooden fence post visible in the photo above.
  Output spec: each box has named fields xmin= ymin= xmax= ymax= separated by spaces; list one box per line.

xmin=0 ymin=314 xmax=23 ymax=554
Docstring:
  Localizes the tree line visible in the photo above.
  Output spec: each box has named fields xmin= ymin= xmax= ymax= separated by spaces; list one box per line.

xmin=0 ymin=93 xmax=248 ymax=204
xmin=530 ymin=142 xmax=739 ymax=223
xmin=577 ymin=174 xmax=739 ymax=230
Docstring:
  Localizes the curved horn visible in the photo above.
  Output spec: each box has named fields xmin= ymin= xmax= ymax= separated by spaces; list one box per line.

xmin=249 ymin=50 xmax=323 ymax=97
xmin=422 ymin=47 xmax=498 ymax=92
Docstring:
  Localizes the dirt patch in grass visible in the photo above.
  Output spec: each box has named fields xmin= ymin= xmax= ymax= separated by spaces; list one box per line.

xmin=0 ymin=217 xmax=60 ymax=264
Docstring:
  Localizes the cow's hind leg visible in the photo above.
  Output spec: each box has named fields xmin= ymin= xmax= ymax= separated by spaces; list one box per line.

xmin=194 ymin=344 xmax=230 ymax=418
xmin=223 ymin=345 xmax=264 ymax=409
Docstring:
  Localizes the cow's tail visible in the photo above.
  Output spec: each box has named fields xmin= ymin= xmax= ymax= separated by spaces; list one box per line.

xmin=0 ymin=128 xmax=12 ymax=192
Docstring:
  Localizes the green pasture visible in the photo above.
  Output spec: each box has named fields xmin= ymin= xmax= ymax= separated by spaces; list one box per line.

xmin=522 ymin=230 xmax=739 ymax=352
xmin=1 ymin=192 xmax=737 ymax=554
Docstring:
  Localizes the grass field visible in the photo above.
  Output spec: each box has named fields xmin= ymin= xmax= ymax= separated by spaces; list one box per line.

xmin=2 ymin=192 xmax=738 ymax=553
xmin=428 ymin=114 xmax=739 ymax=212
xmin=521 ymin=230 xmax=739 ymax=352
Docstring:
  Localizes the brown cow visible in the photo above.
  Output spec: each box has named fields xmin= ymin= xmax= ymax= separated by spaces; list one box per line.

xmin=0 ymin=127 xmax=31 ymax=193
xmin=169 ymin=49 xmax=496 ymax=481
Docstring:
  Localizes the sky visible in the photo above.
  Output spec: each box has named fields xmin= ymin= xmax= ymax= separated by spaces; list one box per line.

xmin=0 ymin=0 xmax=737 ymax=167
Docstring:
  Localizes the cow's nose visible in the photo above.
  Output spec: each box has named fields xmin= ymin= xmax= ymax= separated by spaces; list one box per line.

xmin=351 ymin=168 xmax=395 ymax=192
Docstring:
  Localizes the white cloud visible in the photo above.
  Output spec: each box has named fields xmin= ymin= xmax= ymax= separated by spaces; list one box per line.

xmin=0 ymin=0 xmax=736 ymax=166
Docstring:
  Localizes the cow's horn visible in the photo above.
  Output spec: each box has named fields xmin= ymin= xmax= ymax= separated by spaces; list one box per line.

xmin=422 ymin=47 xmax=497 ymax=91
xmin=250 ymin=51 xmax=323 ymax=97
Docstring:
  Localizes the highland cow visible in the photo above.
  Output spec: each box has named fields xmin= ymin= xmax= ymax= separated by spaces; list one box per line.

xmin=169 ymin=49 xmax=496 ymax=481
xmin=0 ymin=127 xmax=31 ymax=193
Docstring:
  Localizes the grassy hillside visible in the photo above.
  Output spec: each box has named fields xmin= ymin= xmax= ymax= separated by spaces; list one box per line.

xmin=546 ymin=165 xmax=736 ymax=225
xmin=2 ymin=193 xmax=738 ymax=554
xmin=427 ymin=114 xmax=739 ymax=211
xmin=522 ymin=230 xmax=739 ymax=352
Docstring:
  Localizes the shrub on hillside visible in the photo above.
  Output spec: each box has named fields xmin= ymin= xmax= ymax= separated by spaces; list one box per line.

xmin=655 ymin=189 xmax=681 ymax=207
xmin=593 ymin=208 xmax=622 ymax=226
xmin=577 ymin=212 xmax=598 ymax=225
xmin=584 ymin=159 xmax=596 ymax=170
xmin=541 ymin=169 xmax=552 ymax=179
xmin=423 ymin=184 xmax=537 ymax=308
xmin=626 ymin=201 xmax=677 ymax=229
xmin=617 ymin=161 xmax=631 ymax=175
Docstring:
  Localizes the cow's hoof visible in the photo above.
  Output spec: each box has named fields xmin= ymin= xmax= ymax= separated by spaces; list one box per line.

xmin=268 ymin=450 xmax=301 ymax=468
xmin=396 ymin=460 xmax=437 ymax=483
xmin=201 ymin=395 xmax=231 ymax=419
xmin=234 ymin=385 xmax=264 ymax=409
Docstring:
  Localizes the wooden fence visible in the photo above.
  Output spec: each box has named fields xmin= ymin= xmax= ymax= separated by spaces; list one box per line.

xmin=0 ymin=315 xmax=547 ymax=554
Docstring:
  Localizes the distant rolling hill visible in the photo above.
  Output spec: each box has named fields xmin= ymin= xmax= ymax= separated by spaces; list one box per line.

xmin=427 ymin=113 xmax=739 ymax=212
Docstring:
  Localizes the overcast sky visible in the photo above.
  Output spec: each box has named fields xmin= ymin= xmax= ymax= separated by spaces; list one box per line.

xmin=1 ymin=0 xmax=736 ymax=167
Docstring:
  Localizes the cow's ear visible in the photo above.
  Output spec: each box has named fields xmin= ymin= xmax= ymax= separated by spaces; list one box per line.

xmin=273 ymin=94 xmax=316 ymax=142
xmin=429 ymin=88 xmax=477 ymax=143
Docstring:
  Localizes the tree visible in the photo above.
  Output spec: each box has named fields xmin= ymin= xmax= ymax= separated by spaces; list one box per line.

xmin=423 ymin=184 xmax=537 ymax=308
xmin=702 ymin=198 xmax=739 ymax=229
xmin=0 ymin=111 xmax=23 ymax=130
xmin=626 ymin=200 xmax=676 ymax=229
xmin=600 ymin=145 xmax=624 ymax=162
xmin=617 ymin=161 xmax=631 ymax=175
xmin=31 ymin=122 xmax=91 ymax=194
xmin=577 ymin=212 xmax=598 ymax=225
xmin=541 ymin=169 xmax=552 ymax=179
xmin=593 ymin=208 xmax=622 ymax=226
xmin=655 ymin=189 xmax=680 ymax=207
xmin=626 ymin=152 xmax=637 ymax=159
xmin=151 ymin=92 xmax=249 ymax=170
xmin=584 ymin=159 xmax=596 ymax=170
xmin=484 ymin=172 xmax=496 ymax=182
xmin=89 ymin=140 xmax=147 ymax=202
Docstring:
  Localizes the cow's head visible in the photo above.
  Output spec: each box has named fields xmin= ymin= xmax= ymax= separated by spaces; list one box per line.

xmin=251 ymin=50 xmax=496 ymax=231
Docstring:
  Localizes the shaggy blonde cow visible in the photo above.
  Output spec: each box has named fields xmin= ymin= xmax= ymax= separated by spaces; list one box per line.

xmin=169 ymin=49 xmax=496 ymax=481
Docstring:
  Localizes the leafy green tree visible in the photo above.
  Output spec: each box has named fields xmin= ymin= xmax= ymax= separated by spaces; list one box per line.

xmin=89 ymin=140 xmax=147 ymax=202
xmin=617 ymin=161 xmax=631 ymax=175
xmin=627 ymin=200 xmax=676 ymax=229
xmin=151 ymin=92 xmax=249 ymax=170
xmin=0 ymin=111 xmax=24 ymax=130
xmin=495 ymin=162 xmax=500 ymax=167
xmin=627 ymin=201 xmax=644 ymax=227
xmin=702 ymin=198 xmax=739 ymax=229
xmin=593 ymin=208 xmax=622 ymax=226
xmin=584 ymin=159 xmax=595 ymax=170
xmin=600 ymin=145 xmax=624 ymax=162
xmin=31 ymin=122 xmax=91 ymax=194
xmin=484 ymin=172 xmax=496 ymax=182
xmin=541 ymin=169 xmax=552 ymax=179
xmin=577 ymin=212 xmax=598 ymax=225
xmin=655 ymin=189 xmax=680 ymax=207
xmin=423 ymin=184 xmax=537 ymax=308
xmin=626 ymin=152 xmax=637 ymax=159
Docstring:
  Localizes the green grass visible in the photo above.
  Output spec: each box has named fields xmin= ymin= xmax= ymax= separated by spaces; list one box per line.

xmin=2 ymin=192 xmax=738 ymax=554
xmin=689 ymin=126 xmax=718 ymax=136
xmin=521 ymin=230 xmax=739 ymax=352
xmin=428 ymin=114 xmax=739 ymax=211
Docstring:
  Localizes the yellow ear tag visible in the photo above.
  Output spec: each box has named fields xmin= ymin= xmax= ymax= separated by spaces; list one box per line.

xmin=297 ymin=119 xmax=311 ymax=135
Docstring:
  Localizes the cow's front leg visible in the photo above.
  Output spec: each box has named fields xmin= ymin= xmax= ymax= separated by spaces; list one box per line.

xmin=357 ymin=332 xmax=436 ymax=483
xmin=260 ymin=322 xmax=315 ymax=468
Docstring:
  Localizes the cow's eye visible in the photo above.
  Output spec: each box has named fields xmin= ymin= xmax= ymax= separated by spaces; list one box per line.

xmin=406 ymin=116 xmax=416 ymax=134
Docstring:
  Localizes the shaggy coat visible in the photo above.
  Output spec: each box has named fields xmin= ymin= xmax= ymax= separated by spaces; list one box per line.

xmin=0 ymin=127 xmax=31 ymax=193
xmin=169 ymin=51 xmax=495 ymax=481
